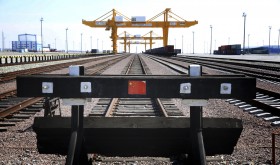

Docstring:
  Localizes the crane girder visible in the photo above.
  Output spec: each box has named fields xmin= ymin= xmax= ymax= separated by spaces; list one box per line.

xmin=120 ymin=42 xmax=155 ymax=44
xmin=117 ymin=37 xmax=163 ymax=40
xmin=82 ymin=20 xmax=198 ymax=28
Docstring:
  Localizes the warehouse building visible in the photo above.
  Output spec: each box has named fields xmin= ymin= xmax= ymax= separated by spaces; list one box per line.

xmin=12 ymin=34 xmax=42 ymax=52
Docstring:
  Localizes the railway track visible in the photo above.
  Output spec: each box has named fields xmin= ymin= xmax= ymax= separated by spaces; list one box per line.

xmin=226 ymin=89 xmax=280 ymax=126
xmin=173 ymin=55 xmax=280 ymax=84
xmin=0 ymin=55 xmax=128 ymax=131
xmin=89 ymin=54 xmax=184 ymax=117
xmin=2 ymin=53 xmax=278 ymax=164
xmin=0 ymin=55 xmax=123 ymax=83
xmin=145 ymin=54 xmax=280 ymax=126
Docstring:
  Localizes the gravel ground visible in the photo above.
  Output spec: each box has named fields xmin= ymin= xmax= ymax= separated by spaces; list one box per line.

xmin=1 ymin=54 xmax=280 ymax=164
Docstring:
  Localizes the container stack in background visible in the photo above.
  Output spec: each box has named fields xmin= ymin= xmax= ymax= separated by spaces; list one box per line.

xmin=214 ymin=44 xmax=241 ymax=55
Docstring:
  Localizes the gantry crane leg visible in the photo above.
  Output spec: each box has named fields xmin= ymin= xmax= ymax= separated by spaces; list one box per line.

xmin=163 ymin=27 xmax=169 ymax=47
xmin=145 ymin=40 xmax=147 ymax=51
xmin=124 ymin=39 xmax=127 ymax=53
xmin=112 ymin=26 xmax=118 ymax=54
xmin=149 ymin=32 xmax=152 ymax=49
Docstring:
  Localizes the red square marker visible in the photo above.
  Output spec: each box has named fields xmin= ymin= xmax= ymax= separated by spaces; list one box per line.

xmin=128 ymin=80 xmax=146 ymax=95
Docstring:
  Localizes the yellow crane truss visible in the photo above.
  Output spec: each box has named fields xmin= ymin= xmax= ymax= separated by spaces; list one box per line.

xmin=82 ymin=8 xmax=198 ymax=54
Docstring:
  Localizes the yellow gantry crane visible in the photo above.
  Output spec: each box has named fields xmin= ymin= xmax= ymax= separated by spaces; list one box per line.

xmin=82 ymin=8 xmax=198 ymax=54
xmin=118 ymin=31 xmax=162 ymax=52
xmin=120 ymin=41 xmax=155 ymax=53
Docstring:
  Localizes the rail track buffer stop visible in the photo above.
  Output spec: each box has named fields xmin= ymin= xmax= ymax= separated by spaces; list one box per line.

xmin=16 ymin=65 xmax=256 ymax=165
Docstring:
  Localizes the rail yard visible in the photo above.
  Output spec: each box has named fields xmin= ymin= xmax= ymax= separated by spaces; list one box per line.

xmin=1 ymin=1 xmax=280 ymax=164
xmin=0 ymin=52 xmax=279 ymax=164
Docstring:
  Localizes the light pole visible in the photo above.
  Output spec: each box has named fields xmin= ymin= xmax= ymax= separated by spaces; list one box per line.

xmin=278 ymin=29 xmax=280 ymax=54
xmin=182 ymin=35 xmax=184 ymax=54
xmin=210 ymin=25 xmax=213 ymax=54
xmin=40 ymin=17 xmax=43 ymax=54
xmin=204 ymin=41 xmax=205 ymax=54
xmin=81 ymin=33 xmax=83 ymax=53
xmin=90 ymin=36 xmax=92 ymax=50
xmin=192 ymin=31 xmax=194 ymax=54
xmin=65 ymin=28 xmax=68 ymax=53
xmin=174 ymin=38 xmax=176 ymax=49
xmin=73 ymin=41 xmax=75 ymax=51
xmin=228 ymin=37 xmax=230 ymax=45
xmin=2 ymin=31 xmax=4 ymax=52
xmin=97 ymin=38 xmax=99 ymax=50
xmin=269 ymin=26 xmax=272 ymax=50
xmin=102 ymin=40 xmax=103 ymax=52
xmin=242 ymin=12 xmax=246 ymax=55
xmin=54 ymin=38 xmax=56 ymax=50
xmin=248 ymin=34 xmax=250 ymax=53
xmin=215 ymin=40 xmax=216 ymax=51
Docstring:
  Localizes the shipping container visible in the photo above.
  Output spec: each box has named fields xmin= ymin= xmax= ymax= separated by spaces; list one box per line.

xmin=91 ymin=49 xmax=99 ymax=53
xmin=131 ymin=16 xmax=146 ymax=22
xmin=215 ymin=44 xmax=241 ymax=55
xmin=144 ymin=45 xmax=176 ymax=56
xmin=174 ymin=49 xmax=181 ymax=54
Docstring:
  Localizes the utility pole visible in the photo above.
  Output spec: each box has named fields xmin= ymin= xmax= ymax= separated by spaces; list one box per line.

xmin=1 ymin=31 xmax=4 ymax=52
xmin=90 ymin=36 xmax=92 ymax=50
xmin=55 ymin=38 xmax=56 ymax=50
xmin=97 ymin=38 xmax=99 ymax=50
xmin=269 ymin=26 xmax=272 ymax=50
xmin=210 ymin=25 xmax=212 ymax=54
xmin=40 ymin=17 xmax=44 ymax=54
xmin=81 ymin=33 xmax=83 ymax=53
xmin=65 ymin=28 xmax=68 ymax=53
xmin=182 ymin=35 xmax=183 ymax=54
xmin=248 ymin=34 xmax=250 ymax=53
xmin=278 ymin=29 xmax=280 ymax=54
xmin=242 ymin=12 xmax=246 ymax=55
xmin=192 ymin=31 xmax=194 ymax=54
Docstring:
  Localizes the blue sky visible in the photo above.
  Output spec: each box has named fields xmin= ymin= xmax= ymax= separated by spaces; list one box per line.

xmin=1 ymin=0 xmax=280 ymax=53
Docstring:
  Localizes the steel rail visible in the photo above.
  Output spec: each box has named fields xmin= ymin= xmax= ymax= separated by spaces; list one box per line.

xmin=103 ymin=54 xmax=171 ymax=117
xmin=0 ymin=97 xmax=43 ymax=118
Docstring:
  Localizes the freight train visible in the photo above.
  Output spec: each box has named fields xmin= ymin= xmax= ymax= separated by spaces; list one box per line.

xmin=214 ymin=44 xmax=241 ymax=55
xmin=144 ymin=45 xmax=178 ymax=56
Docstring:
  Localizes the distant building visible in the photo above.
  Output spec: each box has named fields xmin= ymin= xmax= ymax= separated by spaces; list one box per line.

xmin=12 ymin=34 xmax=39 ymax=52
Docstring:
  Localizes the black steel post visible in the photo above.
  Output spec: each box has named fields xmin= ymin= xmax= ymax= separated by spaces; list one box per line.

xmin=190 ymin=106 xmax=206 ymax=164
xmin=66 ymin=106 xmax=79 ymax=165
xmin=188 ymin=64 xmax=206 ymax=165
xmin=66 ymin=65 xmax=89 ymax=165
